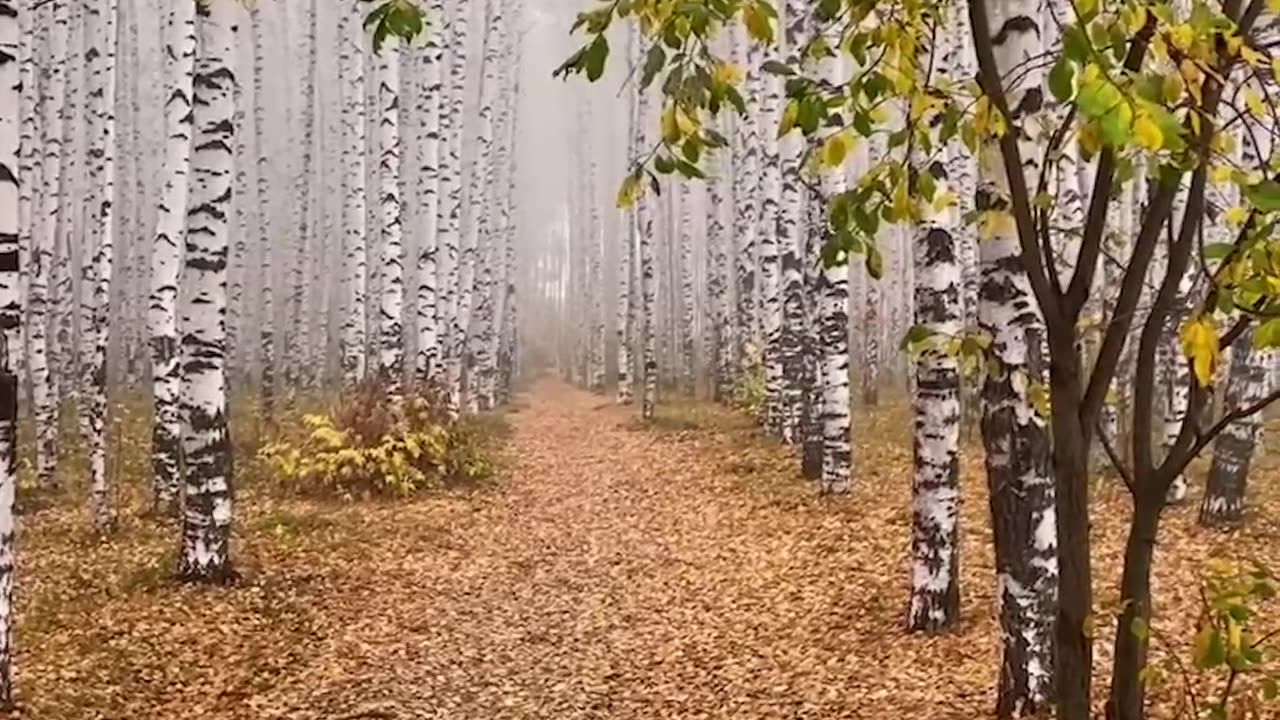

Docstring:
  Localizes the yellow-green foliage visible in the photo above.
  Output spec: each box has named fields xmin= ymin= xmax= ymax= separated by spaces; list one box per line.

xmin=258 ymin=382 xmax=494 ymax=497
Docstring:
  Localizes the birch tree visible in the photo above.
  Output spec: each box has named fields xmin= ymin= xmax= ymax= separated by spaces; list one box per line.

xmin=412 ymin=0 xmax=445 ymax=386
xmin=341 ymin=2 xmax=368 ymax=387
xmin=31 ymin=0 xmax=68 ymax=490
xmin=148 ymin=0 xmax=195 ymax=514
xmin=86 ymin=0 xmax=118 ymax=530
xmin=179 ymin=0 xmax=236 ymax=583
xmin=0 ymin=0 xmax=20 ymax=698
xmin=1200 ymin=331 xmax=1268 ymax=527
xmin=376 ymin=38 xmax=404 ymax=399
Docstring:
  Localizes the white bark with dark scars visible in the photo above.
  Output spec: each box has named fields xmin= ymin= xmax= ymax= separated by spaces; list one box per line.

xmin=179 ymin=0 xmax=236 ymax=582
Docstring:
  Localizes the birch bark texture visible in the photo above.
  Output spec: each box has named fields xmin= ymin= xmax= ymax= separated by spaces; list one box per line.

xmin=178 ymin=0 xmax=236 ymax=583
xmin=0 ymin=0 xmax=20 ymax=700
xmin=977 ymin=0 xmax=1058 ymax=712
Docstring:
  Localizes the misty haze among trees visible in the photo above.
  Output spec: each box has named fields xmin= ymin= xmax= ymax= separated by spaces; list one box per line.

xmin=6 ymin=0 xmax=1280 ymax=717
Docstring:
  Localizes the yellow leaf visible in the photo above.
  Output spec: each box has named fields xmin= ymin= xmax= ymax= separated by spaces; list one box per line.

xmin=1241 ymin=42 xmax=1265 ymax=67
xmin=972 ymin=95 xmax=990 ymax=136
xmin=891 ymin=176 xmax=911 ymax=221
xmin=1124 ymin=5 xmax=1147 ymax=33
xmin=1210 ymin=165 xmax=1233 ymax=184
xmin=1225 ymin=206 xmax=1248 ymax=225
xmin=1028 ymin=381 xmax=1051 ymax=418
xmin=1225 ymin=34 xmax=1243 ymax=58
xmin=1244 ymin=88 xmax=1266 ymax=118
xmin=820 ymin=132 xmax=848 ymax=168
xmin=616 ymin=174 xmax=640 ymax=209
xmin=1170 ymin=24 xmax=1194 ymax=52
xmin=674 ymin=105 xmax=698 ymax=135
xmin=1162 ymin=73 xmax=1183 ymax=104
xmin=1079 ymin=122 xmax=1102 ymax=157
xmin=931 ymin=189 xmax=957 ymax=212
xmin=1272 ymin=57 xmax=1280 ymax=85
xmin=1213 ymin=130 xmax=1237 ymax=154
xmin=779 ymin=100 xmax=799 ymax=137
xmin=979 ymin=210 xmax=1014 ymax=239
xmin=1180 ymin=59 xmax=1203 ymax=104
xmin=1132 ymin=113 xmax=1163 ymax=151
xmin=661 ymin=104 xmax=679 ymax=143
xmin=1180 ymin=316 xmax=1220 ymax=388
xmin=1193 ymin=626 xmax=1216 ymax=666
xmin=712 ymin=61 xmax=743 ymax=86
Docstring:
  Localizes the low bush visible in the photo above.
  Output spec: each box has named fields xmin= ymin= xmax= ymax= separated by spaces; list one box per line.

xmin=258 ymin=380 xmax=495 ymax=497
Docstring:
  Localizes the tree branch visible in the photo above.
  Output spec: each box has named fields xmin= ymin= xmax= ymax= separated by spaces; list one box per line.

xmin=1096 ymin=416 xmax=1135 ymax=493
xmin=1064 ymin=15 xmax=1157 ymax=319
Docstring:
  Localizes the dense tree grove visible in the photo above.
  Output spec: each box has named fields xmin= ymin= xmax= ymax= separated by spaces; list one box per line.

xmin=6 ymin=0 xmax=1280 ymax=716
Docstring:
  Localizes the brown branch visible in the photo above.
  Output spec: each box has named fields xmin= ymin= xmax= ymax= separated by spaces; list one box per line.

xmin=1080 ymin=176 xmax=1178 ymax=424
xmin=1064 ymin=14 xmax=1157 ymax=318
xmin=1135 ymin=162 xmax=1209 ymax=481
xmin=1096 ymin=416 xmax=1135 ymax=493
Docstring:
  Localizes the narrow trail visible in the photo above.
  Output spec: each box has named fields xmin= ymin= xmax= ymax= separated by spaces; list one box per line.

xmin=264 ymin=378 xmax=998 ymax=719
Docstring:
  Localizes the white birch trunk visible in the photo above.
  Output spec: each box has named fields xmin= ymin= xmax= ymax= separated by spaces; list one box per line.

xmin=340 ymin=3 xmax=368 ymax=387
xmin=439 ymin=0 xmax=468 ymax=413
xmin=412 ymin=0 xmax=445 ymax=386
xmin=376 ymin=39 xmax=403 ymax=398
xmin=86 ymin=0 xmax=117 ymax=530
xmin=980 ymin=0 xmax=1058 ymax=710
xmin=0 ymin=0 xmax=18 ymax=698
xmin=179 ymin=0 xmax=235 ymax=583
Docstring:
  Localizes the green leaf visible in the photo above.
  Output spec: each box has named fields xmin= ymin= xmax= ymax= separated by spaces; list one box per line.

xmin=1130 ymin=616 xmax=1149 ymax=640
xmin=900 ymin=324 xmax=937 ymax=351
xmin=761 ymin=60 xmax=795 ymax=76
xmin=816 ymin=0 xmax=841 ymax=20
xmin=917 ymin=169 xmax=937 ymax=202
xmin=675 ymin=159 xmax=706 ymax=179
xmin=1246 ymin=180 xmax=1280 ymax=213
xmin=1194 ymin=627 xmax=1227 ymax=669
xmin=725 ymin=86 xmax=747 ymax=115
xmin=682 ymin=137 xmax=702 ymax=163
xmin=654 ymin=154 xmax=676 ymax=175
xmin=641 ymin=44 xmax=666 ymax=89
xmin=1049 ymin=56 xmax=1076 ymax=102
xmin=1254 ymin=318 xmax=1280 ymax=349
xmin=865 ymin=244 xmax=883 ymax=280
xmin=584 ymin=35 xmax=609 ymax=82
xmin=1063 ymin=24 xmax=1091 ymax=61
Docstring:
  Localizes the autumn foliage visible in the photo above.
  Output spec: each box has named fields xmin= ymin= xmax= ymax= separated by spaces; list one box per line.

xmin=257 ymin=380 xmax=494 ymax=497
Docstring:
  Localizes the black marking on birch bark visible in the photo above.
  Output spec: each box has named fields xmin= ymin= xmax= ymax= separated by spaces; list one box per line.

xmin=992 ymin=15 xmax=1039 ymax=46
xmin=974 ymin=187 xmax=1007 ymax=212
xmin=1013 ymin=88 xmax=1043 ymax=119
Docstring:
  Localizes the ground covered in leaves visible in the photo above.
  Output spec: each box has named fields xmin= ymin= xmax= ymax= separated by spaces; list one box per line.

xmin=14 ymin=379 xmax=1280 ymax=718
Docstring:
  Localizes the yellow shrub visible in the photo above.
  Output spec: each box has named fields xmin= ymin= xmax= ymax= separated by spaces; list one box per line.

xmin=258 ymin=381 xmax=495 ymax=497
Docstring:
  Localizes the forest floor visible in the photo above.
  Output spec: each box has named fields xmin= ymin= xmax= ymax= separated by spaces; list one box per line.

xmin=12 ymin=378 xmax=1280 ymax=719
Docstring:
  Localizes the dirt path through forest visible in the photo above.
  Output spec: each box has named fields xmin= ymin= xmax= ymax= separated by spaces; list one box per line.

xmin=19 ymin=378 xmax=1019 ymax=720
xmin=252 ymin=378 xmax=999 ymax=719
xmin=26 ymin=379 xmax=1280 ymax=719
